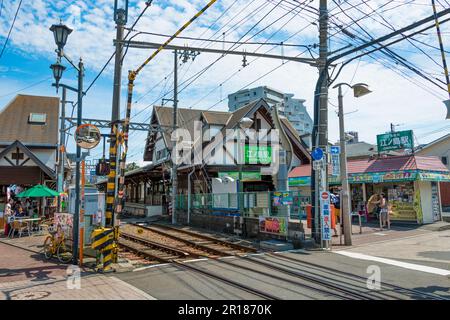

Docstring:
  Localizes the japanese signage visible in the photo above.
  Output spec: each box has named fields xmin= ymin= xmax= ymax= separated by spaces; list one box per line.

xmin=320 ymin=191 xmax=331 ymax=241
xmin=289 ymin=176 xmax=311 ymax=187
xmin=377 ymin=130 xmax=414 ymax=152
xmin=218 ymin=171 xmax=261 ymax=181
xmin=245 ymin=145 xmax=272 ymax=164
xmin=331 ymin=154 xmax=340 ymax=176
xmin=272 ymin=192 xmax=293 ymax=206
xmin=259 ymin=216 xmax=287 ymax=236
xmin=418 ymin=171 xmax=450 ymax=182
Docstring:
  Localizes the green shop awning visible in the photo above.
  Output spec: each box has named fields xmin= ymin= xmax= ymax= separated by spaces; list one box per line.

xmin=289 ymin=170 xmax=450 ymax=187
xmin=16 ymin=184 xmax=60 ymax=198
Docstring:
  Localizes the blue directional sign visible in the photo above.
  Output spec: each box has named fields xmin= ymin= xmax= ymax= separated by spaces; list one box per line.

xmin=330 ymin=146 xmax=340 ymax=154
xmin=311 ymin=148 xmax=324 ymax=161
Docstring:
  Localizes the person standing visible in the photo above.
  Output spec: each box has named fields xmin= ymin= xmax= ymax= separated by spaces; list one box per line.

xmin=4 ymin=200 xmax=12 ymax=236
xmin=379 ymin=193 xmax=390 ymax=230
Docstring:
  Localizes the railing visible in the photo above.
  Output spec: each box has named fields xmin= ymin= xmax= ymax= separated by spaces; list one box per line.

xmin=176 ymin=191 xmax=310 ymax=219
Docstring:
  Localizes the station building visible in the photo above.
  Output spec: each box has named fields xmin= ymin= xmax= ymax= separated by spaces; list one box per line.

xmin=100 ymin=99 xmax=312 ymax=236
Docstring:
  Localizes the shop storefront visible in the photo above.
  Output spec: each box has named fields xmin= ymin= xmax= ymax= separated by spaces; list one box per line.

xmin=289 ymin=155 xmax=450 ymax=224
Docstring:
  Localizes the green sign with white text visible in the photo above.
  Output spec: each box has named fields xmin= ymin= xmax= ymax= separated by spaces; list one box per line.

xmin=219 ymin=171 xmax=262 ymax=181
xmin=245 ymin=145 xmax=272 ymax=164
xmin=377 ymin=130 xmax=414 ymax=152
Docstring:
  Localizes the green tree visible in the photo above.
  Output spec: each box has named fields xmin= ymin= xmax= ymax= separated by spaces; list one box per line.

xmin=125 ymin=162 xmax=140 ymax=172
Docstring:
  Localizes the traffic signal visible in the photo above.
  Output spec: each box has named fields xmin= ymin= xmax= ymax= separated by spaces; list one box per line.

xmin=96 ymin=158 xmax=110 ymax=176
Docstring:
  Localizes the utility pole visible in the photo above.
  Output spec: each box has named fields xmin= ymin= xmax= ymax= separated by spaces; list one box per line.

xmin=106 ymin=2 xmax=128 ymax=228
xmin=390 ymin=123 xmax=395 ymax=133
xmin=431 ymin=0 xmax=450 ymax=104
xmin=311 ymin=0 xmax=329 ymax=244
xmin=171 ymin=50 xmax=178 ymax=225
xmin=58 ymin=87 xmax=67 ymax=212
xmin=73 ymin=58 xmax=84 ymax=265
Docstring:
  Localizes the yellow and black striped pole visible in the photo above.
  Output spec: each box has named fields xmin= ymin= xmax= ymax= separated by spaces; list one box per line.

xmin=114 ymin=0 xmax=218 ymax=219
xmin=105 ymin=123 xmax=118 ymax=227
xmin=91 ymin=228 xmax=116 ymax=271
xmin=104 ymin=0 xmax=218 ymax=267
xmin=431 ymin=0 xmax=450 ymax=102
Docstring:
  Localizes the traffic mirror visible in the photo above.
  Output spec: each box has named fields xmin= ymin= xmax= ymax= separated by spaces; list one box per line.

xmin=74 ymin=124 xmax=101 ymax=149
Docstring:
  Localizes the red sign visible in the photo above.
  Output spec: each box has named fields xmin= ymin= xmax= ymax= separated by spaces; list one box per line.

xmin=321 ymin=192 xmax=329 ymax=200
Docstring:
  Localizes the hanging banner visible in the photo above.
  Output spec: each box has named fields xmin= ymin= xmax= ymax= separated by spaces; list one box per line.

xmin=331 ymin=154 xmax=340 ymax=176
xmin=320 ymin=191 xmax=331 ymax=241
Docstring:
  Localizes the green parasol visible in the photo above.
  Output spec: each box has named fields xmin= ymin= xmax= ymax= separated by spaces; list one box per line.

xmin=16 ymin=185 xmax=60 ymax=198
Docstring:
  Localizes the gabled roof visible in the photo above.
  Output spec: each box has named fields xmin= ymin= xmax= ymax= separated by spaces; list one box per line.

xmin=416 ymin=133 xmax=450 ymax=153
xmin=0 ymin=140 xmax=56 ymax=179
xmin=225 ymin=100 xmax=260 ymax=129
xmin=289 ymin=155 xmax=449 ymax=178
xmin=144 ymin=99 xmax=311 ymax=164
xmin=0 ymin=94 xmax=59 ymax=145
xmin=153 ymin=105 xmax=204 ymax=150
xmin=201 ymin=110 xmax=230 ymax=125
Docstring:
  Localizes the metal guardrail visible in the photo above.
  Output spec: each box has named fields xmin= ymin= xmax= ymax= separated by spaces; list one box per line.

xmin=176 ymin=191 xmax=310 ymax=218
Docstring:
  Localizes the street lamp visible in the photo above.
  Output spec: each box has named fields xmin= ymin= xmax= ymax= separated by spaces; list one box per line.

xmin=50 ymin=22 xmax=73 ymax=52
xmin=49 ymin=21 xmax=84 ymax=266
xmin=114 ymin=0 xmax=129 ymax=25
xmin=50 ymin=60 xmax=66 ymax=88
xmin=332 ymin=82 xmax=372 ymax=246
xmin=237 ymin=117 xmax=253 ymax=204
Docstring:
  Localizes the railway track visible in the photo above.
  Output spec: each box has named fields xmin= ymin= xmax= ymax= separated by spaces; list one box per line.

xmin=118 ymin=223 xmax=441 ymax=300
xmin=117 ymin=231 xmax=278 ymax=300
xmin=125 ymin=223 xmax=256 ymax=258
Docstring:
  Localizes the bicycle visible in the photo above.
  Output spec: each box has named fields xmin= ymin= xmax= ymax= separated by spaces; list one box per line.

xmin=43 ymin=225 xmax=73 ymax=264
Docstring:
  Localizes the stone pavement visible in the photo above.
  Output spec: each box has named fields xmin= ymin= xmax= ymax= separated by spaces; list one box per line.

xmin=0 ymin=274 xmax=156 ymax=300
xmin=0 ymin=237 xmax=155 ymax=300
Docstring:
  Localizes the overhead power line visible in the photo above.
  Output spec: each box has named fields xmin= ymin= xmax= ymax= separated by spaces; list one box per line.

xmin=0 ymin=0 xmax=23 ymax=60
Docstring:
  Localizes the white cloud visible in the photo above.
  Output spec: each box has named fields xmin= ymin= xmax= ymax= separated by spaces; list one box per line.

xmin=0 ymin=0 xmax=449 ymax=161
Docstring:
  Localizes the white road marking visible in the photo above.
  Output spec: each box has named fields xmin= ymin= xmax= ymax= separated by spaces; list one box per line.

xmin=336 ymin=251 xmax=450 ymax=276
xmin=182 ymin=258 xmax=209 ymax=263
xmin=374 ymin=233 xmax=387 ymax=236
xmin=218 ymin=256 xmax=237 ymax=260
xmin=248 ymin=253 xmax=265 ymax=257
xmin=133 ymin=263 xmax=171 ymax=272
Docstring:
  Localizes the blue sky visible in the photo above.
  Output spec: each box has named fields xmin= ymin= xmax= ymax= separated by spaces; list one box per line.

xmin=0 ymin=0 xmax=449 ymax=165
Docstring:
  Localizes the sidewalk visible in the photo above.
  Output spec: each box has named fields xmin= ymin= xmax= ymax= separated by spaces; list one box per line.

xmin=0 ymin=237 xmax=155 ymax=300
xmin=0 ymin=274 xmax=156 ymax=300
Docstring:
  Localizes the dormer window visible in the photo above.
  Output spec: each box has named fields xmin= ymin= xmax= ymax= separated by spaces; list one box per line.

xmin=29 ymin=113 xmax=47 ymax=124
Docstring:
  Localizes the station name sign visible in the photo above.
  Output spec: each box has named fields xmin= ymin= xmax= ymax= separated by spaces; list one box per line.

xmin=377 ymin=130 xmax=414 ymax=152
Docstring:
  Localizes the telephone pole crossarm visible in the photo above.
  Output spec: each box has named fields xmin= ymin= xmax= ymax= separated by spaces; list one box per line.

xmin=115 ymin=40 xmax=319 ymax=66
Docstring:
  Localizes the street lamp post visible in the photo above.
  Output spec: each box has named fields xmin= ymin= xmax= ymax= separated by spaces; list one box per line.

xmin=50 ymin=22 xmax=85 ymax=265
xmin=332 ymin=83 xmax=372 ymax=246
xmin=238 ymin=118 xmax=253 ymax=224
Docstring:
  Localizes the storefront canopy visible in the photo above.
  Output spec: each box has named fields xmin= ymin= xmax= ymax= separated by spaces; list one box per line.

xmin=289 ymin=155 xmax=450 ymax=186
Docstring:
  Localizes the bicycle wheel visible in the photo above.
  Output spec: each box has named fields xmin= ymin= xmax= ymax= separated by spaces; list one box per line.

xmin=43 ymin=236 xmax=54 ymax=259
xmin=57 ymin=241 xmax=73 ymax=264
